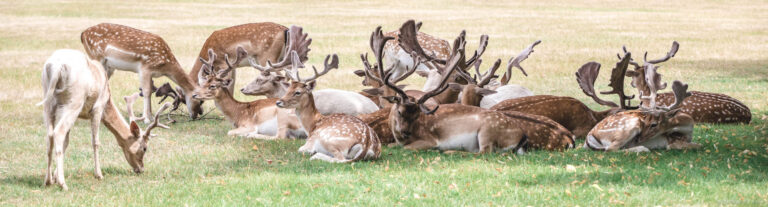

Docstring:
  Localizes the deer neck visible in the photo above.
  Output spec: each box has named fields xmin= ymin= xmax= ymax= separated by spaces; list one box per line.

xmin=459 ymin=86 xmax=480 ymax=106
xmin=100 ymin=98 xmax=135 ymax=149
xmin=295 ymin=93 xmax=323 ymax=132
xmin=162 ymin=62 xmax=198 ymax=97
xmin=593 ymin=108 xmax=615 ymax=122
xmin=213 ymin=89 xmax=246 ymax=124
xmin=267 ymin=83 xmax=289 ymax=98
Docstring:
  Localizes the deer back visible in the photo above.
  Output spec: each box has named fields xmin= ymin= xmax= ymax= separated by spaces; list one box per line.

xmin=656 ymin=91 xmax=750 ymax=123
xmin=490 ymin=95 xmax=605 ymax=138
xmin=81 ymin=23 xmax=179 ymax=69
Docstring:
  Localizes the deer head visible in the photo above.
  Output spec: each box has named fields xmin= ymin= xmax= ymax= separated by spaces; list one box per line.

xmin=276 ymin=51 xmax=339 ymax=109
xmin=359 ymin=26 xmax=424 ymax=108
xmin=124 ymin=102 xmax=171 ymax=173
xmin=192 ymin=47 xmax=247 ymax=100
xmin=619 ymin=41 xmax=679 ymax=108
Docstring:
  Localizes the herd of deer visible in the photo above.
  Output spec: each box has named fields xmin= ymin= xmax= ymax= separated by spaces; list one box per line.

xmin=37 ymin=20 xmax=751 ymax=190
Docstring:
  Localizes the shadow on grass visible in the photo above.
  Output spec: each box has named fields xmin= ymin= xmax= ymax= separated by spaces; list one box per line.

xmin=1 ymin=174 xmax=42 ymax=188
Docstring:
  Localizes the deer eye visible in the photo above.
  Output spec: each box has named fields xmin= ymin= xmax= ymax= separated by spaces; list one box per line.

xmin=208 ymin=85 xmax=216 ymax=90
xmin=650 ymin=122 xmax=658 ymax=128
xmin=293 ymin=91 xmax=301 ymax=96
xmin=143 ymin=147 xmax=147 ymax=152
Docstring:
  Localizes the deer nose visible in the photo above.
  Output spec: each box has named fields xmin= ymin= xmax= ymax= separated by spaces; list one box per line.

xmin=240 ymin=88 xmax=245 ymax=92
xmin=191 ymin=94 xmax=198 ymax=99
xmin=276 ymin=100 xmax=285 ymax=107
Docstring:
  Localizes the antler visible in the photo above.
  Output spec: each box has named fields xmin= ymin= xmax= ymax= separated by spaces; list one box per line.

xmin=617 ymin=46 xmax=641 ymax=68
xmin=639 ymin=64 xmax=667 ymax=109
xmin=389 ymin=52 xmax=422 ymax=83
xmin=415 ymin=43 xmax=465 ymax=114
xmin=660 ymin=80 xmax=691 ymax=111
xmin=600 ymin=52 xmax=637 ymax=109
xmin=575 ymin=62 xmax=619 ymax=108
xmin=286 ymin=51 xmax=338 ymax=83
xmin=143 ymin=102 xmax=172 ymax=139
xmin=250 ymin=25 xmax=312 ymax=72
xmin=397 ymin=20 xmax=446 ymax=65
xmin=458 ymin=58 xmax=502 ymax=87
xmin=220 ymin=47 xmax=247 ymax=78
xmin=500 ymin=40 xmax=541 ymax=85
xmin=645 ymin=41 xmax=679 ymax=64
xmin=197 ymin=49 xmax=216 ymax=80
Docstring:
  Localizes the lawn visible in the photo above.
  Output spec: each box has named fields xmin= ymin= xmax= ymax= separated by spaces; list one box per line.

xmin=1 ymin=0 xmax=767 ymax=206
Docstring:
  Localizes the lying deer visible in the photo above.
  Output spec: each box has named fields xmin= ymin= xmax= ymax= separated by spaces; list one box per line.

xmin=192 ymin=48 xmax=305 ymax=139
xmin=81 ymin=23 xmax=201 ymax=122
xmin=39 ymin=49 xmax=168 ymax=190
xmin=586 ymin=74 xmax=699 ymax=152
xmin=186 ymin=23 xmax=305 ymax=119
xmin=490 ymin=54 xmax=638 ymax=137
xmin=620 ymin=41 xmax=751 ymax=124
xmin=277 ymin=51 xmax=381 ymax=163
xmin=382 ymin=24 xmax=574 ymax=153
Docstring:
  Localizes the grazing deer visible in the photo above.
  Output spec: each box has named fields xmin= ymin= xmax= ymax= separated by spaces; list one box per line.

xmin=382 ymin=25 xmax=574 ymax=153
xmin=490 ymin=55 xmax=638 ymax=137
xmin=277 ymin=51 xmax=381 ymax=163
xmin=620 ymin=41 xmax=751 ymax=123
xmin=586 ymin=75 xmax=699 ymax=152
xmin=39 ymin=49 xmax=168 ymax=190
xmin=186 ymin=23 xmax=306 ymax=118
xmin=192 ymin=48 xmax=305 ymax=139
xmin=81 ymin=23 xmax=201 ymax=123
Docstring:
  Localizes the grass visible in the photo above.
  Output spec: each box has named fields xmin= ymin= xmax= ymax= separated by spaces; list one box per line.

xmin=1 ymin=0 xmax=767 ymax=205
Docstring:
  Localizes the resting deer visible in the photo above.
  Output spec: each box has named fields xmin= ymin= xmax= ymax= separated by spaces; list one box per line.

xmin=586 ymin=74 xmax=699 ymax=152
xmin=381 ymin=25 xmax=574 ymax=153
xmin=192 ymin=48 xmax=305 ymax=139
xmin=240 ymin=27 xmax=379 ymax=116
xmin=277 ymin=51 xmax=381 ymax=163
xmin=39 ymin=49 xmax=168 ymax=190
xmin=81 ymin=23 xmax=202 ymax=122
xmin=620 ymin=41 xmax=751 ymax=123
xmin=186 ymin=23 xmax=305 ymax=118
xmin=490 ymin=54 xmax=639 ymax=137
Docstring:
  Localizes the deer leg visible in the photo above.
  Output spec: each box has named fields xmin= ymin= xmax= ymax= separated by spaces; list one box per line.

xmin=43 ymin=131 xmax=54 ymax=186
xmin=309 ymin=153 xmax=340 ymax=163
xmin=403 ymin=139 xmax=437 ymax=151
xmin=624 ymin=146 xmax=650 ymax=153
xmin=139 ymin=71 xmax=153 ymax=124
xmin=90 ymin=108 xmax=104 ymax=180
xmin=227 ymin=127 xmax=255 ymax=137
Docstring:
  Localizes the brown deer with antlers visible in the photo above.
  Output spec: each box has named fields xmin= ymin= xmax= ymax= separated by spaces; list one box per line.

xmin=620 ymin=41 xmax=751 ymax=124
xmin=186 ymin=23 xmax=309 ymax=118
xmin=490 ymin=54 xmax=638 ymax=137
xmin=191 ymin=48 xmax=305 ymax=139
xmin=276 ymin=51 xmax=380 ymax=163
xmin=381 ymin=23 xmax=574 ymax=153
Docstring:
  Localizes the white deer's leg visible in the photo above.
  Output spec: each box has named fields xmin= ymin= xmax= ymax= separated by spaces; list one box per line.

xmin=309 ymin=153 xmax=344 ymax=163
xmin=43 ymin=132 xmax=54 ymax=186
xmin=228 ymin=127 xmax=254 ymax=137
xmin=139 ymin=71 xmax=153 ymax=124
xmin=90 ymin=109 xmax=104 ymax=180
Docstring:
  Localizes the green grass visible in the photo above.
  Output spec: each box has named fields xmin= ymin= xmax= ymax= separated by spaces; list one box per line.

xmin=1 ymin=0 xmax=767 ymax=205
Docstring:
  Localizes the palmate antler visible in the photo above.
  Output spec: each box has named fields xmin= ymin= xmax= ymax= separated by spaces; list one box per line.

xmin=499 ymin=40 xmax=541 ymax=85
xmin=575 ymin=52 xmax=637 ymax=109
xmin=284 ymin=51 xmax=339 ymax=83
xmin=249 ymin=25 xmax=312 ymax=73
xmin=455 ymin=58 xmax=501 ymax=88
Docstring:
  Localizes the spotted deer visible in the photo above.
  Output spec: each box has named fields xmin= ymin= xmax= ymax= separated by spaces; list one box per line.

xmin=381 ymin=27 xmax=574 ymax=153
xmin=620 ymin=41 xmax=751 ymax=123
xmin=586 ymin=73 xmax=700 ymax=152
xmin=490 ymin=55 xmax=639 ymax=137
xmin=39 ymin=49 xmax=168 ymax=190
xmin=81 ymin=23 xmax=203 ymax=122
xmin=191 ymin=48 xmax=305 ymax=139
xmin=186 ymin=23 xmax=306 ymax=118
xmin=276 ymin=51 xmax=381 ymax=163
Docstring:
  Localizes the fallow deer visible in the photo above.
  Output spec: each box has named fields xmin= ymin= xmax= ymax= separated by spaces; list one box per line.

xmin=241 ymin=55 xmax=380 ymax=116
xmin=39 ymin=49 xmax=168 ymax=190
xmin=382 ymin=28 xmax=574 ymax=153
xmin=277 ymin=52 xmax=381 ymax=163
xmin=620 ymin=41 xmax=751 ymax=124
xmin=192 ymin=48 xmax=305 ymax=139
xmin=490 ymin=55 xmax=638 ymax=137
xmin=186 ymin=23 xmax=307 ymax=118
xmin=81 ymin=23 xmax=201 ymax=123
xmin=586 ymin=72 xmax=700 ymax=152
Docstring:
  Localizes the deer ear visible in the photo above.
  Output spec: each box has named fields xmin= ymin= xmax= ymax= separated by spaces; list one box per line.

xmin=383 ymin=96 xmax=401 ymax=104
xmin=665 ymin=108 xmax=681 ymax=117
xmin=305 ymin=80 xmax=316 ymax=91
xmin=221 ymin=79 xmax=233 ymax=87
xmin=362 ymin=88 xmax=382 ymax=96
xmin=396 ymin=84 xmax=407 ymax=89
xmin=476 ymin=88 xmax=497 ymax=96
xmin=130 ymin=121 xmax=141 ymax=138
xmin=353 ymin=70 xmax=366 ymax=77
